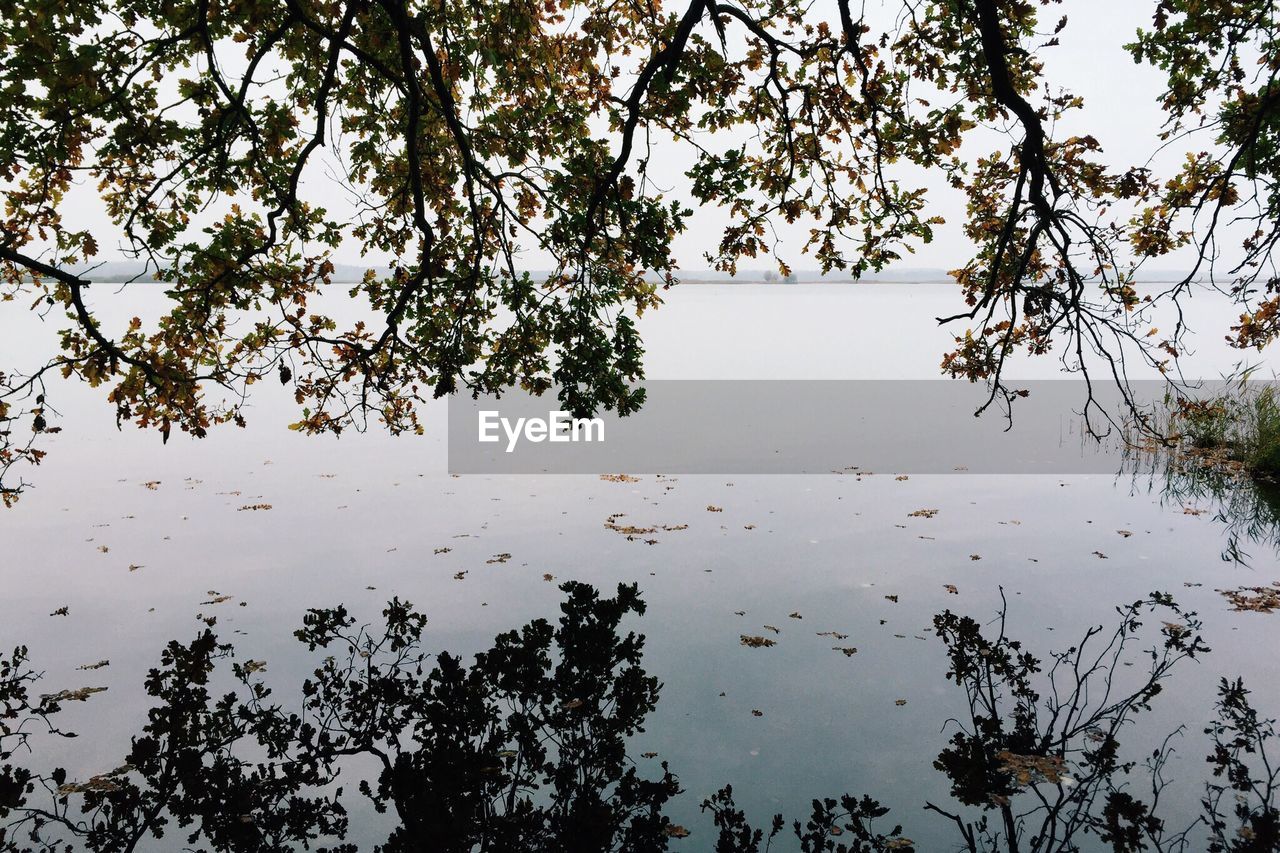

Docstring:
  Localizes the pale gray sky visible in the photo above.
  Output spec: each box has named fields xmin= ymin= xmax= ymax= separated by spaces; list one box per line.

xmin=656 ymin=0 xmax=1183 ymax=272
xmin=51 ymin=1 xmax=1206 ymax=276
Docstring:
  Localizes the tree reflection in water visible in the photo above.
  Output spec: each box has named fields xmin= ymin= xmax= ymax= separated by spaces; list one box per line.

xmin=2 ymin=584 xmax=1276 ymax=852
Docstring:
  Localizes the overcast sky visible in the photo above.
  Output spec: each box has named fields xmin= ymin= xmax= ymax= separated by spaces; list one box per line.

xmin=656 ymin=0 xmax=1183 ymax=272
xmin=56 ymin=1 xmax=1200 ymax=275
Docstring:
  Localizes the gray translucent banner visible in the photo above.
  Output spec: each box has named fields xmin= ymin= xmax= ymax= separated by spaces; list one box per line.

xmin=446 ymin=380 xmax=1238 ymax=475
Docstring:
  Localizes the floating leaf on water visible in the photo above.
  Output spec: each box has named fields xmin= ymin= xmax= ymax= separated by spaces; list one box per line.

xmin=604 ymin=513 xmax=657 ymax=536
xmin=1217 ymin=582 xmax=1280 ymax=613
xmin=57 ymin=765 xmax=133 ymax=795
xmin=43 ymin=686 xmax=107 ymax=703
xmin=996 ymin=750 xmax=1065 ymax=786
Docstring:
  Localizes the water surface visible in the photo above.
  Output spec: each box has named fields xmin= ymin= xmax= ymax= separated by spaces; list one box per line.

xmin=3 ymin=284 xmax=1279 ymax=849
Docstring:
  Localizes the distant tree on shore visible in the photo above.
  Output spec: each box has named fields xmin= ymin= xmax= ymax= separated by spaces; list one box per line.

xmin=2 ymin=0 xmax=1278 ymax=501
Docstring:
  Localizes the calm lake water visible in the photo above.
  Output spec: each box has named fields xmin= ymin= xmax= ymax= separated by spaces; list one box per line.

xmin=3 ymin=284 xmax=1279 ymax=849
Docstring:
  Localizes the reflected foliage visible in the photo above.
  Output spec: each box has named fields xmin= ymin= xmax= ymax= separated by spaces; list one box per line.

xmin=1205 ymin=679 xmax=1280 ymax=852
xmin=2 ymin=585 xmax=1277 ymax=853
xmin=2 ymin=582 xmax=679 ymax=852
xmin=700 ymin=787 xmax=911 ymax=853
xmin=925 ymin=593 xmax=1210 ymax=853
